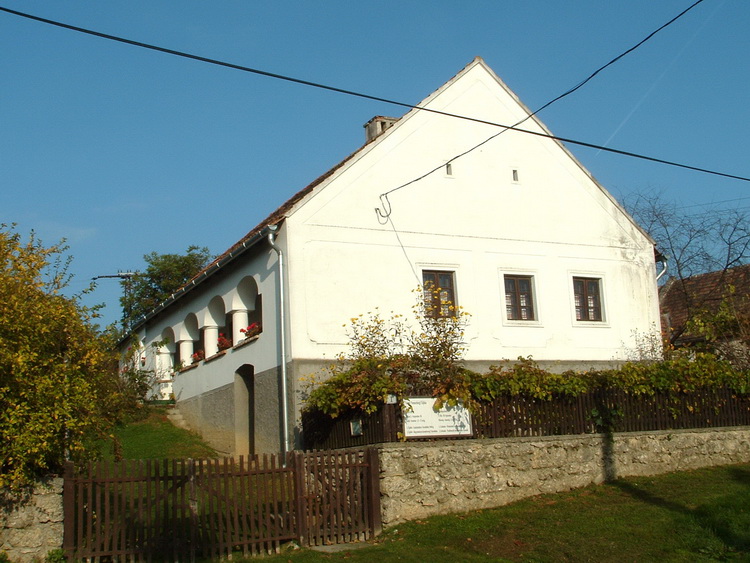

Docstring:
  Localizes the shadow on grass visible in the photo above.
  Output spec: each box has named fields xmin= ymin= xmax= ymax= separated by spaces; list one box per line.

xmin=602 ymin=430 xmax=616 ymax=482
xmin=611 ymin=470 xmax=750 ymax=557
xmin=727 ymin=466 xmax=750 ymax=487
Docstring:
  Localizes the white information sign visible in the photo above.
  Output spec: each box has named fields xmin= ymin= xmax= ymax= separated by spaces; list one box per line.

xmin=402 ymin=397 xmax=472 ymax=438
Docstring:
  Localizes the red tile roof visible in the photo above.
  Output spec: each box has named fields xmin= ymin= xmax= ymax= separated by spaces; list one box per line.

xmin=660 ymin=264 xmax=750 ymax=342
xmin=132 ymin=128 xmax=391 ymax=328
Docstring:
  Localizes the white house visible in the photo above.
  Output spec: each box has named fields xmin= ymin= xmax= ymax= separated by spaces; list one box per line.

xmin=125 ymin=57 xmax=662 ymax=456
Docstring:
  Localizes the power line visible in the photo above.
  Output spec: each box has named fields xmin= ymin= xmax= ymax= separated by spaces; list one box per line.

xmin=372 ymin=0 xmax=723 ymax=280
xmin=677 ymin=196 xmax=750 ymax=210
xmin=531 ymin=0 xmax=706 ymax=118
xmin=0 ymin=4 xmax=747 ymax=185
xmin=375 ymin=0 xmax=723 ymax=219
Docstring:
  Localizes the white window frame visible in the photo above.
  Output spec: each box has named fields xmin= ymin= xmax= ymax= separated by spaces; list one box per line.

xmin=421 ymin=268 xmax=458 ymax=318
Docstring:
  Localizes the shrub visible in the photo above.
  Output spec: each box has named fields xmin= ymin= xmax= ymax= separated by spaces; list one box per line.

xmin=304 ymin=289 xmax=473 ymax=416
xmin=45 ymin=549 xmax=66 ymax=563
xmin=0 ymin=226 xmax=143 ymax=490
xmin=478 ymin=353 xmax=749 ymax=400
xmin=304 ymin=290 xmax=750 ymax=421
xmin=476 ymin=357 xmax=592 ymax=401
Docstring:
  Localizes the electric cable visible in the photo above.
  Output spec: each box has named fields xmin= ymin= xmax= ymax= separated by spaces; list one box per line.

xmin=531 ymin=0 xmax=706 ymax=118
xmin=375 ymin=0 xmax=717 ymax=219
xmin=0 ymin=3 xmax=747 ymax=187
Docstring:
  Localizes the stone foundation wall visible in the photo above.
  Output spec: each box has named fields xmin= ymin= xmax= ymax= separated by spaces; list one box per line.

xmin=178 ymin=382 xmax=236 ymax=456
xmin=5 ymin=427 xmax=749 ymax=557
xmin=0 ymin=479 xmax=63 ymax=562
xmin=377 ymin=427 xmax=750 ymax=526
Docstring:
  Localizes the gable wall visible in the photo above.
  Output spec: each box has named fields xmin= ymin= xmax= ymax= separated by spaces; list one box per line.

xmin=282 ymin=63 xmax=660 ymax=369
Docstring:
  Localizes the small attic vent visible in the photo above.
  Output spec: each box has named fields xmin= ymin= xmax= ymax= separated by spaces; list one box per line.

xmin=363 ymin=116 xmax=398 ymax=142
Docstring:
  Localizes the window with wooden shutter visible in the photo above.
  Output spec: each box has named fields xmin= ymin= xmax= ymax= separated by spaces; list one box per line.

xmin=573 ymin=277 xmax=602 ymax=321
xmin=422 ymin=270 xmax=457 ymax=318
xmin=504 ymin=275 xmax=535 ymax=320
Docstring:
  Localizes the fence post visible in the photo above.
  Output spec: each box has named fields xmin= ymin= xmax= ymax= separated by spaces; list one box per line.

xmin=62 ymin=462 xmax=76 ymax=561
xmin=188 ymin=458 xmax=197 ymax=563
xmin=382 ymin=404 xmax=393 ymax=442
xmin=365 ymin=447 xmax=382 ymax=536
xmin=293 ymin=452 xmax=308 ymax=547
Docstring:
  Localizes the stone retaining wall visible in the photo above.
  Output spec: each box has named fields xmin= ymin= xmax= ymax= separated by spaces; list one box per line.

xmin=0 ymin=479 xmax=63 ymax=562
xmin=4 ymin=427 xmax=750 ymax=557
xmin=377 ymin=427 xmax=750 ymax=526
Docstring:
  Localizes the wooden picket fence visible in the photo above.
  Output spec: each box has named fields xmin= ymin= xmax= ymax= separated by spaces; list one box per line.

xmin=303 ymin=387 xmax=750 ymax=450
xmin=63 ymin=448 xmax=381 ymax=561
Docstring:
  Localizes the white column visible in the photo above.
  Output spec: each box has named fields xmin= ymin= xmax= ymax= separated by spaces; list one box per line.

xmin=232 ymin=309 xmax=249 ymax=343
xmin=178 ymin=339 xmax=194 ymax=365
xmin=156 ymin=348 xmax=173 ymax=379
xmin=204 ymin=325 xmax=219 ymax=357
xmin=155 ymin=347 xmax=174 ymax=400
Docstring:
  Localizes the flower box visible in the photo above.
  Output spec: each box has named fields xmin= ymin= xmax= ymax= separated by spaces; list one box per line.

xmin=239 ymin=323 xmax=262 ymax=340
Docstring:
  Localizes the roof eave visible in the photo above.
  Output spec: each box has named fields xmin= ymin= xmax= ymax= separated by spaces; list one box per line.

xmin=125 ymin=222 xmax=278 ymax=336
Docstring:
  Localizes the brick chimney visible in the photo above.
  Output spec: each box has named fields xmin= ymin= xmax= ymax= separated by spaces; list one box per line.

xmin=363 ymin=116 xmax=398 ymax=142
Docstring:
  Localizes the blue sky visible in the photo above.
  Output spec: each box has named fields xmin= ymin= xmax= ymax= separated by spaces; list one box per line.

xmin=1 ymin=1 xmax=747 ymax=328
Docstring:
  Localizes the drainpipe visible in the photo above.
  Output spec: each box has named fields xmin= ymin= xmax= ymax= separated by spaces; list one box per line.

xmin=267 ymin=224 xmax=290 ymax=457
xmin=656 ymin=256 xmax=668 ymax=282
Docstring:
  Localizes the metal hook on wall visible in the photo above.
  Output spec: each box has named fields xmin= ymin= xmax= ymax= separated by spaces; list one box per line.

xmin=375 ymin=193 xmax=392 ymax=224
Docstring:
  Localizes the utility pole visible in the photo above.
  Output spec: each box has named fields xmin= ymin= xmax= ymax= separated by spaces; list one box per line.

xmin=92 ymin=272 xmax=136 ymax=330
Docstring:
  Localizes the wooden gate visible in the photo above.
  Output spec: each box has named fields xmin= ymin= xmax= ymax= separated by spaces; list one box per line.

xmin=63 ymin=449 xmax=381 ymax=561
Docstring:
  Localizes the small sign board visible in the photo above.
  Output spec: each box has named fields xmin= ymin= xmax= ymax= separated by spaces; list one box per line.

xmin=349 ymin=419 xmax=363 ymax=437
xmin=402 ymin=397 xmax=472 ymax=438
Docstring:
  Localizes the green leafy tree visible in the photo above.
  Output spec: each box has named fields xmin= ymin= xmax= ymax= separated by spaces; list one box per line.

xmin=120 ymin=246 xmax=212 ymax=325
xmin=0 ymin=226 xmax=136 ymax=489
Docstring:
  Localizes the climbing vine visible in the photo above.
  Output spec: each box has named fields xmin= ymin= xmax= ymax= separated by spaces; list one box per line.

xmin=304 ymin=287 xmax=475 ymax=416
xmin=304 ymin=289 xmax=750 ymax=420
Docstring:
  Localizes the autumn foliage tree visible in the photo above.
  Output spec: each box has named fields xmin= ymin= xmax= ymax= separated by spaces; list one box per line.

xmin=304 ymin=286 xmax=473 ymax=417
xmin=0 ymin=226 xmax=133 ymax=489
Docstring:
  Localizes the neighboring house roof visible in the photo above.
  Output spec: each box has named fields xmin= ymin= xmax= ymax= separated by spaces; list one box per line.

xmin=659 ymin=264 xmax=750 ymax=342
xmin=132 ymin=56 xmax=655 ymax=331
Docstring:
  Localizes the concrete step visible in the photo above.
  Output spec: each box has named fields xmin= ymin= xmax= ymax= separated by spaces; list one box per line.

xmin=165 ymin=406 xmax=190 ymax=430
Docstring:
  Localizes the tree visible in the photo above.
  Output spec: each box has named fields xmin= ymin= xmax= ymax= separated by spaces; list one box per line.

xmin=0 ymin=226 xmax=135 ymax=489
xmin=626 ymin=192 xmax=750 ymax=347
xmin=120 ymin=246 xmax=212 ymax=326
xmin=304 ymin=287 xmax=473 ymax=417
xmin=627 ymin=192 xmax=750 ymax=283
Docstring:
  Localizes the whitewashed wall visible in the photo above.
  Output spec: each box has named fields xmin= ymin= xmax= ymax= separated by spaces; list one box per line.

xmin=121 ymin=59 xmax=661 ymax=454
xmin=283 ymin=60 xmax=660 ymax=366
xmin=136 ymin=246 xmax=282 ymax=404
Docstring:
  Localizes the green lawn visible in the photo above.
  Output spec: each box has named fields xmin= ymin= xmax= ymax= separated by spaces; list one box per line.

xmin=252 ymin=462 xmax=750 ymax=563
xmin=100 ymin=405 xmax=218 ymax=460
xmin=105 ymin=409 xmax=750 ymax=561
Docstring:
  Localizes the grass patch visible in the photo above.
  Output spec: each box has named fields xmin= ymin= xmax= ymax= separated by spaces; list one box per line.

xmin=249 ymin=463 xmax=750 ymax=562
xmin=94 ymin=410 xmax=750 ymax=560
xmin=100 ymin=406 xmax=217 ymax=460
